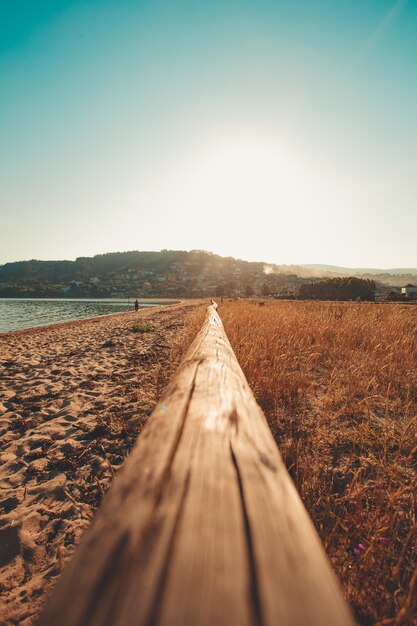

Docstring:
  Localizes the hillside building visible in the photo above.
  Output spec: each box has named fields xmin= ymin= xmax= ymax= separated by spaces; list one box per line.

xmin=401 ymin=284 xmax=417 ymax=296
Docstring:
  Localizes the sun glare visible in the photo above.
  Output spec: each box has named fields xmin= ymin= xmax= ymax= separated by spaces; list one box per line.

xmin=201 ymin=135 xmax=295 ymax=202
xmin=180 ymin=132 xmax=305 ymax=223
xmin=141 ymin=130 xmax=319 ymax=260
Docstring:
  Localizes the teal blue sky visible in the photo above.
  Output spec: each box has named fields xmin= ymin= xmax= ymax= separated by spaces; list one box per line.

xmin=1 ymin=0 xmax=416 ymax=267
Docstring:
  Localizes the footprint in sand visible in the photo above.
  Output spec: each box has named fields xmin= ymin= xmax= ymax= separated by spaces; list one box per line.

xmin=0 ymin=524 xmax=20 ymax=568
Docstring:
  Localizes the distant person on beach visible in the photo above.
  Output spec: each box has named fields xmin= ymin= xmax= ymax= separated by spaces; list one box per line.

xmin=134 ymin=299 xmax=139 ymax=311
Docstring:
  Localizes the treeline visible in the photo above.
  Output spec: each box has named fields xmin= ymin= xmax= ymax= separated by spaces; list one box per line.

xmin=0 ymin=251 xmax=189 ymax=281
xmin=0 ymin=251 xmax=379 ymax=301
xmin=299 ymin=277 xmax=376 ymax=301
xmin=0 ymin=250 xmax=264 ymax=281
xmin=0 ymin=249 xmax=270 ymax=298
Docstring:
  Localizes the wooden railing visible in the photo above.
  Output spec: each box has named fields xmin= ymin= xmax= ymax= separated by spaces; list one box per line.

xmin=38 ymin=303 xmax=354 ymax=626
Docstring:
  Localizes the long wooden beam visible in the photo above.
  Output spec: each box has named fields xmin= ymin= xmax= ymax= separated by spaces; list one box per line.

xmin=38 ymin=303 xmax=354 ymax=626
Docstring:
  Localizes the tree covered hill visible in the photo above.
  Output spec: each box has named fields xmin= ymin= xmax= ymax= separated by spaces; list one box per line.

xmin=0 ymin=250 xmax=411 ymax=299
xmin=0 ymin=250 xmax=271 ymax=297
xmin=1 ymin=250 xmax=264 ymax=279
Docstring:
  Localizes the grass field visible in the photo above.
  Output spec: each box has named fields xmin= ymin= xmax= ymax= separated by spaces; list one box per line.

xmin=211 ymin=300 xmax=416 ymax=626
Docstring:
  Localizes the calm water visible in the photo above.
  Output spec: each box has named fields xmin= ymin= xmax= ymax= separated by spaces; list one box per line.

xmin=0 ymin=299 xmax=175 ymax=333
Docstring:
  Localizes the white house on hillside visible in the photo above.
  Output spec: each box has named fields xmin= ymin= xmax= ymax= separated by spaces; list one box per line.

xmin=401 ymin=284 xmax=417 ymax=296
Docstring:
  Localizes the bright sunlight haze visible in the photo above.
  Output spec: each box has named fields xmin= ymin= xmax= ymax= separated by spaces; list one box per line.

xmin=1 ymin=0 xmax=416 ymax=268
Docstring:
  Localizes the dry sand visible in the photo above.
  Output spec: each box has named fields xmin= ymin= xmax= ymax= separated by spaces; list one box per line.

xmin=0 ymin=301 xmax=204 ymax=625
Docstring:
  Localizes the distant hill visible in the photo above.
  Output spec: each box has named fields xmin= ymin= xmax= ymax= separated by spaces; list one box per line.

xmin=0 ymin=250 xmax=269 ymax=298
xmin=301 ymin=264 xmax=417 ymax=276
xmin=0 ymin=250 xmax=415 ymax=297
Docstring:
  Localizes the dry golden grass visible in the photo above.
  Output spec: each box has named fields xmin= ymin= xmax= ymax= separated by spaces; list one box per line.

xmin=217 ymin=300 xmax=416 ymax=626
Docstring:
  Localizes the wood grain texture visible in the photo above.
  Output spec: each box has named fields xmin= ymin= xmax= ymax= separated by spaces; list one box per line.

xmin=38 ymin=303 xmax=354 ymax=626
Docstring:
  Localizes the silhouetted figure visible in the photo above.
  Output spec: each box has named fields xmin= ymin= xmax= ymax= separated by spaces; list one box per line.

xmin=134 ymin=299 xmax=139 ymax=311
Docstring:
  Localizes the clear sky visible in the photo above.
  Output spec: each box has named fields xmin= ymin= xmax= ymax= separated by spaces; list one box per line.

xmin=1 ymin=0 xmax=416 ymax=267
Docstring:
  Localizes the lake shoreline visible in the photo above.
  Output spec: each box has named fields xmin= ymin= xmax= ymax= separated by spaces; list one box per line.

xmin=1 ymin=300 xmax=182 ymax=337
xmin=0 ymin=298 xmax=182 ymax=334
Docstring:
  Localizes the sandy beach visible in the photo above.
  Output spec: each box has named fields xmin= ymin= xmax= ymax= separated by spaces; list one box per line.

xmin=0 ymin=301 xmax=204 ymax=625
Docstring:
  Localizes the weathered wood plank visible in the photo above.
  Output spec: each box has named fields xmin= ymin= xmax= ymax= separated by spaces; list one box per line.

xmin=38 ymin=303 xmax=354 ymax=626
